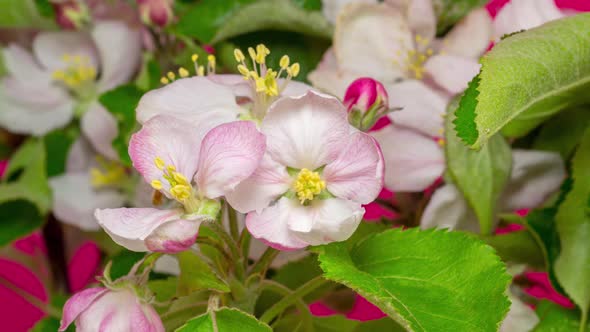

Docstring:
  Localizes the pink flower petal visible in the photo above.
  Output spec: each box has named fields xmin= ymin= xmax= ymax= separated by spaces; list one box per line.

xmin=145 ymin=218 xmax=203 ymax=253
xmin=68 ymin=242 xmax=101 ymax=292
xmin=424 ymin=55 xmax=481 ymax=95
xmin=195 ymin=121 xmax=266 ymax=199
xmin=262 ymin=91 xmax=350 ymax=170
xmin=80 ymin=102 xmax=119 ymax=160
xmin=441 ymin=9 xmax=492 ymax=58
xmin=324 ymin=132 xmax=384 ymax=204
xmin=95 ymin=207 xmax=185 ymax=252
xmin=129 ymin=115 xmax=203 ymax=195
xmin=32 ymin=31 xmax=98 ymax=71
xmin=60 ymin=287 xmax=107 ymax=331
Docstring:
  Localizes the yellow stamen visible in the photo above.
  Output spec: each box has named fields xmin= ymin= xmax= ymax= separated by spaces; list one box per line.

xmin=234 ymin=49 xmax=245 ymax=62
xmin=191 ymin=54 xmax=199 ymax=63
xmin=289 ymin=63 xmax=300 ymax=77
xmin=178 ymin=67 xmax=189 ymax=78
xmin=207 ymin=55 xmax=216 ymax=73
xmin=151 ymin=179 xmax=163 ymax=190
xmin=279 ymin=55 xmax=290 ymax=69
xmin=160 ymin=77 xmax=169 ymax=85
xmin=90 ymin=157 xmax=126 ymax=188
xmin=155 ymin=157 xmax=166 ymax=170
xmin=293 ymin=168 xmax=326 ymax=204
xmin=197 ymin=65 xmax=205 ymax=76
xmin=52 ymin=53 xmax=96 ymax=91
xmin=237 ymin=64 xmax=250 ymax=78
xmin=170 ymin=185 xmax=192 ymax=201
xmin=167 ymin=71 xmax=176 ymax=80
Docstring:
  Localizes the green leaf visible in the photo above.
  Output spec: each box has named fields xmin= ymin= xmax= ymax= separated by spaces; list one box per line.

xmin=317 ymin=228 xmax=511 ymax=332
xmin=446 ymin=98 xmax=512 ymax=234
xmin=175 ymin=0 xmax=332 ymax=44
xmin=453 ymin=74 xmax=480 ymax=146
xmin=274 ymin=315 xmax=405 ymax=332
xmin=480 ymin=230 xmax=544 ymax=268
xmin=554 ymin=127 xmax=590 ymax=327
xmin=176 ymin=307 xmax=272 ymax=332
xmin=533 ymin=301 xmax=588 ymax=332
xmin=108 ymin=250 xmax=146 ymax=279
xmin=99 ymin=84 xmax=144 ymax=166
xmin=292 ymin=0 xmax=322 ymax=11
xmin=177 ymin=251 xmax=230 ymax=294
xmin=455 ymin=14 xmax=590 ymax=149
xmin=432 ymin=0 xmax=487 ymax=35
xmin=0 ymin=0 xmax=56 ymax=28
xmin=533 ymin=107 xmax=590 ymax=159
xmin=30 ymin=316 xmax=74 ymax=332
xmin=136 ymin=53 xmax=163 ymax=92
xmin=44 ymin=127 xmax=78 ymax=177
xmin=0 ymin=200 xmax=43 ymax=246
xmin=33 ymin=0 xmax=54 ymax=18
xmin=149 ymin=277 xmax=178 ymax=303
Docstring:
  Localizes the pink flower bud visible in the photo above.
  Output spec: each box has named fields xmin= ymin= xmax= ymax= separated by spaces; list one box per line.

xmin=52 ymin=0 xmax=90 ymax=30
xmin=344 ymin=78 xmax=390 ymax=131
xmin=344 ymin=77 xmax=389 ymax=114
xmin=59 ymin=287 xmax=164 ymax=332
xmin=137 ymin=0 xmax=174 ymax=27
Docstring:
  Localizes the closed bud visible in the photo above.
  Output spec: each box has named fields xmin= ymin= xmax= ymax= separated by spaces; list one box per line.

xmin=344 ymin=77 xmax=390 ymax=131
xmin=52 ymin=0 xmax=90 ymax=30
xmin=137 ymin=0 xmax=174 ymax=27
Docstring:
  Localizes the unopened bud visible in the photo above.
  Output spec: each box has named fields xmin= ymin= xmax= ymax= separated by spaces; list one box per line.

xmin=52 ymin=0 xmax=90 ymax=30
xmin=137 ymin=0 xmax=174 ymax=27
xmin=344 ymin=78 xmax=391 ymax=131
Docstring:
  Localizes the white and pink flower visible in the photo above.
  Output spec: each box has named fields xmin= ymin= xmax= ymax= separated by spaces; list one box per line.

xmin=226 ymin=91 xmax=384 ymax=250
xmin=95 ymin=116 xmax=266 ymax=253
xmin=0 ymin=20 xmax=141 ymax=159
xmin=59 ymin=287 xmax=164 ymax=332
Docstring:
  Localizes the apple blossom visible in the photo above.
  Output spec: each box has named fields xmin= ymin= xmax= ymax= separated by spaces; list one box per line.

xmin=59 ymin=286 xmax=163 ymax=332
xmin=95 ymin=115 xmax=265 ymax=253
xmin=0 ymin=20 xmax=141 ymax=160
xmin=226 ymin=91 xmax=384 ymax=250
xmin=137 ymin=0 xmax=174 ymax=27
xmin=308 ymin=1 xmax=491 ymax=132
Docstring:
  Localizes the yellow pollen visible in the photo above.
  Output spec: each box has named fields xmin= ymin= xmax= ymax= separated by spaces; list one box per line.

xmin=178 ymin=67 xmax=189 ymax=78
xmin=288 ymin=63 xmax=300 ymax=77
xmin=237 ymin=64 xmax=250 ymax=77
xmin=234 ymin=49 xmax=245 ymax=62
xmin=155 ymin=157 xmax=166 ymax=170
xmin=52 ymin=53 xmax=96 ymax=90
xmin=90 ymin=157 xmax=126 ymax=188
xmin=172 ymin=172 xmax=189 ymax=186
xmin=207 ymin=55 xmax=216 ymax=73
xmin=293 ymin=168 xmax=326 ymax=204
xmin=160 ymin=77 xmax=169 ymax=85
xmin=280 ymin=55 xmax=290 ymax=69
xmin=170 ymin=185 xmax=192 ymax=201
xmin=151 ymin=179 xmax=163 ymax=190
xmin=166 ymin=164 xmax=176 ymax=173
xmin=248 ymin=47 xmax=257 ymax=61
xmin=167 ymin=71 xmax=176 ymax=80
xmin=191 ymin=54 xmax=199 ymax=63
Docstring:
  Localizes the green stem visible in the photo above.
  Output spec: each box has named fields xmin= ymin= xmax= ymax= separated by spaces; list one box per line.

xmin=249 ymin=247 xmax=279 ymax=277
xmin=260 ymin=276 xmax=328 ymax=324
xmin=226 ymin=203 xmax=240 ymax=241
xmin=580 ymin=310 xmax=588 ymax=332
xmin=259 ymin=280 xmax=313 ymax=331
xmin=196 ymin=237 xmax=232 ymax=262
xmin=239 ymin=227 xmax=252 ymax=270
xmin=206 ymin=221 xmax=245 ymax=280
xmin=0 ymin=275 xmax=61 ymax=318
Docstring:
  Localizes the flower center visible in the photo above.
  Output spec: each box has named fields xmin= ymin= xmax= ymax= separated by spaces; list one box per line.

xmin=293 ymin=168 xmax=326 ymax=204
xmin=90 ymin=156 xmax=127 ymax=189
xmin=234 ymin=44 xmax=300 ymax=120
xmin=52 ymin=54 xmax=97 ymax=99
xmin=150 ymin=156 xmax=199 ymax=213
xmin=393 ymin=34 xmax=437 ymax=80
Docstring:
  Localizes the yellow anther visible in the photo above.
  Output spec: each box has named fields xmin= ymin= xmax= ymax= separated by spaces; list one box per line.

xmin=160 ymin=77 xmax=169 ymax=85
xmin=289 ymin=63 xmax=300 ymax=77
xmin=234 ymin=49 xmax=245 ymax=62
xmin=172 ymin=172 xmax=189 ymax=186
xmin=191 ymin=54 xmax=199 ymax=63
xmin=237 ymin=64 xmax=250 ymax=78
xmin=248 ymin=47 xmax=257 ymax=61
xmin=426 ymin=48 xmax=433 ymax=55
xmin=166 ymin=164 xmax=177 ymax=173
xmin=197 ymin=65 xmax=205 ymax=76
xmin=170 ymin=185 xmax=191 ymax=201
xmin=255 ymin=44 xmax=270 ymax=64
xmin=178 ymin=67 xmax=189 ymax=78
xmin=293 ymin=168 xmax=326 ymax=204
xmin=167 ymin=71 xmax=176 ymax=80
xmin=208 ymin=55 xmax=216 ymax=67
xmin=154 ymin=157 xmax=166 ymax=170
xmin=151 ymin=179 xmax=163 ymax=190
xmin=52 ymin=53 xmax=96 ymax=90
xmin=90 ymin=157 xmax=126 ymax=189
xmin=280 ymin=55 xmax=290 ymax=69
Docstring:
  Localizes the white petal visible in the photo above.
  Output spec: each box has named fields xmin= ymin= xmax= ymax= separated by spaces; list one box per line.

xmin=33 ymin=30 xmax=98 ymax=71
xmin=323 ymin=132 xmax=384 ymax=204
xmin=334 ymin=2 xmax=414 ymax=83
xmin=2 ymin=45 xmax=52 ymax=86
xmin=129 ymin=115 xmax=203 ymax=195
xmin=371 ymin=124 xmax=445 ymax=192
xmin=245 ymin=197 xmax=309 ymax=250
xmin=95 ymin=207 xmax=185 ymax=252
xmin=493 ymin=0 xmax=564 ymax=41
xmin=420 ymin=184 xmax=480 ymax=232
xmin=387 ymin=0 xmax=436 ymax=41
xmin=261 ymin=91 xmax=350 ymax=170
xmin=322 ymin=0 xmax=374 ymax=24
xmin=308 ymin=48 xmax=359 ymax=99
xmin=424 ymin=55 xmax=481 ymax=95
xmin=195 ymin=121 xmax=266 ymax=199
xmin=66 ymin=137 xmax=95 ymax=173
xmin=501 ymin=149 xmax=566 ymax=211
xmin=92 ymin=21 xmax=142 ymax=91
xmin=441 ymin=8 xmax=492 ymax=58
xmin=50 ymin=173 xmax=125 ymax=231
xmin=500 ymin=293 xmax=539 ymax=332
xmin=0 ymin=78 xmax=74 ymax=136
xmin=289 ymin=198 xmax=364 ymax=246
xmin=385 ymin=80 xmax=448 ymax=136
xmin=145 ymin=218 xmax=203 ymax=253
xmin=135 ymin=76 xmax=241 ymax=128
xmin=81 ymin=102 xmax=119 ymax=160
xmin=225 ymin=153 xmax=291 ymax=213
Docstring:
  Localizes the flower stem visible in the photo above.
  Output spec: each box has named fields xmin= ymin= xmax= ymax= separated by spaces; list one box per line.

xmin=259 ymin=280 xmax=313 ymax=331
xmin=249 ymin=247 xmax=279 ymax=277
xmin=239 ymin=227 xmax=252 ymax=269
xmin=227 ymin=203 xmax=239 ymax=241
xmin=205 ymin=220 xmax=245 ymax=280
xmin=259 ymin=276 xmax=328 ymax=324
